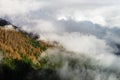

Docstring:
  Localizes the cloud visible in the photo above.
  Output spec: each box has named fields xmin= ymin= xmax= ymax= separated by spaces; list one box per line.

xmin=0 ymin=0 xmax=120 ymax=29
xmin=45 ymin=0 xmax=120 ymax=5
xmin=1 ymin=0 xmax=120 ymax=79
xmin=0 ymin=0 xmax=48 ymax=16
xmin=40 ymin=48 xmax=120 ymax=80
xmin=1 ymin=0 xmax=120 ymax=27
xmin=55 ymin=5 xmax=120 ymax=27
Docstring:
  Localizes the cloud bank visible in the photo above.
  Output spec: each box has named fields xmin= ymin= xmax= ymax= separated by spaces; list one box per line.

xmin=1 ymin=0 xmax=120 ymax=79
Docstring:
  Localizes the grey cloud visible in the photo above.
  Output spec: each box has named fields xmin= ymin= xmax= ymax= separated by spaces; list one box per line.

xmin=57 ymin=20 xmax=106 ymax=37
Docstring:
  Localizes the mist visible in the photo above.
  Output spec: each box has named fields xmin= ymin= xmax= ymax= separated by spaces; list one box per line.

xmin=1 ymin=0 xmax=120 ymax=80
xmin=39 ymin=48 xmax=120 ymax=80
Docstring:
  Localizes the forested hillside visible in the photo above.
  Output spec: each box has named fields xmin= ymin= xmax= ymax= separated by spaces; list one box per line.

xmin=0 ymin=25 xmax=56 ymax=80
xmin=0 ymin=27 xmax=48 ymax=63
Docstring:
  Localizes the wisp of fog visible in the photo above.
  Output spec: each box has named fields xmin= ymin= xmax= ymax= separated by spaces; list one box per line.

xmin=1 ymin=0 xmax=120 ymax=80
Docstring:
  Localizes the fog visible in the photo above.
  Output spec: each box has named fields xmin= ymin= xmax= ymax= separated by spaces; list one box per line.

xmin=1 ymin=0 xmax=120 ymax=80
xmin=40 ymin=48 xmax=120 ymax=80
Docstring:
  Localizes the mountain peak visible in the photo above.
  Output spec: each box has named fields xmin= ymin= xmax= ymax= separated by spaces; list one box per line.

xmin=0 ymin=19 xmax=48 ymax=63
xmin=0 ymin=18 xmax=40 ymax=40
xmin=0 ymin=18 xmax=18 ymax=30
xmin=0 ymin=18 xmax=10 ymax=26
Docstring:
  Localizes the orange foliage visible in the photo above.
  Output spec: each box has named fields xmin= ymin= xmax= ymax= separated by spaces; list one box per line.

xmin=0 ymin=27 xmax=47 ymax=63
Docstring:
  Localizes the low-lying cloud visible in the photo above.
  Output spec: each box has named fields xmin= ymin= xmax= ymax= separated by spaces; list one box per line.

xmin=1 ymin=0 xmax=120 ymax=79
xmin=40 ymin=48 xmax=120 ymax=80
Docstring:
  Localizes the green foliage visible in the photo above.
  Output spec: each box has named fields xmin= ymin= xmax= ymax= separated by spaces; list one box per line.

xmin=2 ymin=58 xmax=16 ymax=70
xmin=28 ymin=39 xmax=40 ymax=48
xmin=39 ymin=55 xmax=63 ymax=70
xmin=0 ymin=58 xmax=33 ymax=80
xmin=39 ymin=54 xmax=95 ymax=71
xmin=68 ymin=58 xmax=79 ymax=69
xmin=18 ymin=52 xmax=41 ymax=69
xmin=18 ymin=52 xmax=32 ymax=64
xmin=28 ymin=39 xmax=47 ymax=51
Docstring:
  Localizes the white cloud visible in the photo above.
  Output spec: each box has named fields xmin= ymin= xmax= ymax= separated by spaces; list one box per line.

xmin=46 ymin=0 xmax=120 ymax=5
xmin=1 ymin=0 xmax=120 ymax=79
xmin=56 ymin=5 xmax=120 ymax=27
xmin=1 ymin=0 xmax=120 ymax=27
xmin=0 ymin=0 xmax=48 ymax=16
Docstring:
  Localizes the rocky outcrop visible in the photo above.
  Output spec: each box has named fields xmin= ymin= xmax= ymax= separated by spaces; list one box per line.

xmin=0 ymin=18 xmax=18 ymax=30
xmin=0 ymin=18 xmax=10 ymax=26
xmin=0 ymin=18 xmax=39 ymax=40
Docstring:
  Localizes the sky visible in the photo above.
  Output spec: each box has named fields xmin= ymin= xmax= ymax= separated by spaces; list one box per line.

xmin=0 ymin=0 xmax=120 ymax=27
xmin=1 ymin=0 xmax=120 ymax=79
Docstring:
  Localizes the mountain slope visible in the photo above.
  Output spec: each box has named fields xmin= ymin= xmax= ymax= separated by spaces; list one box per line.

xmin=0 ymin=19 xmax=57 ymax=80
xmin=0 ymin=26 xmax=48 ymax=63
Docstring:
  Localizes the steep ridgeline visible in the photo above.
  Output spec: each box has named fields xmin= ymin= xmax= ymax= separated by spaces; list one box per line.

xmin=0 ymin=19 xmax=48 ymax=63
xmin=0 ymin=19 xmax=59 ymax=80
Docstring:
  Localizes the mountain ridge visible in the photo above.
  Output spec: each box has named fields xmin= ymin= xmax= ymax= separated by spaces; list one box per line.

xmin=0 ymin=18 xmax=49 ymax=63
xmin=0 ymin=19 xmax=61 ymax=80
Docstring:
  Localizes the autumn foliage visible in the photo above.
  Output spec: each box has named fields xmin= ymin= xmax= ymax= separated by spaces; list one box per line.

xmin=0 ymin=27 xmax=48 ymax=63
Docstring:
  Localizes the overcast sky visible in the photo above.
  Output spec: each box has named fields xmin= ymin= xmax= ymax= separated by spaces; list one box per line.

xmin=0 ymin=0 xmax=120 ymax=27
